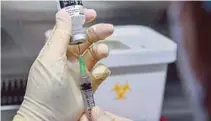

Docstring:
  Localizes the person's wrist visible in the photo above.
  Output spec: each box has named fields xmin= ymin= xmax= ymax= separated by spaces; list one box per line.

xmin=15 ymin=97 xmax=56 ymax=121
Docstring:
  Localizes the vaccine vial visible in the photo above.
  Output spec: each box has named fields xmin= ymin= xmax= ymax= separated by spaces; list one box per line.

xmin=57 ymin=0 xmax=87 ymax=44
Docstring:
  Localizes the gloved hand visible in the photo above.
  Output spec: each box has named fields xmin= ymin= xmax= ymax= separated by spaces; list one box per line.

xmin=13 ymin=8 xmax=132 ymax=121
xmin=80 ymin=106 xmax=132 ymax=121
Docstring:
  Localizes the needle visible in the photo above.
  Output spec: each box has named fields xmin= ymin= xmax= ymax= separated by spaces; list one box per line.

xmin=78 ymin=44 xmax=81 ymax=55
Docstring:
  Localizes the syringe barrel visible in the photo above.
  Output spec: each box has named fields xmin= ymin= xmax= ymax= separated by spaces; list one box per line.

xmin=80 ymin=75 xmax=95 ymax=120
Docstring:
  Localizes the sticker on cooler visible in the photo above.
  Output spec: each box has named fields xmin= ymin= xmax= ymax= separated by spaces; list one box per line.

xmin=112 ymin=82 xmax=131 ymax=100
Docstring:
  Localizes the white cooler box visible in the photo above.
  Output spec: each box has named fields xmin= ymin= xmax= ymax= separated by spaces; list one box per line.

xmin=94 ymin=25 xmax=177 ymax=121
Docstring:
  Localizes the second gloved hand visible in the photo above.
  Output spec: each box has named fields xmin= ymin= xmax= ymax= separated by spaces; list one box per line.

xmin=80 ymin=106 xmax=132 ymax=121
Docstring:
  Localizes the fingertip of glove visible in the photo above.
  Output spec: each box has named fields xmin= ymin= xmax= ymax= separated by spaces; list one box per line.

xmin=92 ymin=64 xmax=111 ymax=79
xmin=96 ymin=43 xmax=109 ymax=59
xmin=91 ymin=106 xmax=104 ymax=120
xmin=79 ymin=114 xmax=89 ymax=121
xmin=56 ymin=9 xmax=70 ymax=18
xmin=99 ymin=24 xmax=114 ymax=36
xmin=56 ymin=9 xmax=72 ymax=28
xmin=91 ymin=24 xmax=114 ymax=40
xmin=107 ymin=24 xmax=114 ymax=35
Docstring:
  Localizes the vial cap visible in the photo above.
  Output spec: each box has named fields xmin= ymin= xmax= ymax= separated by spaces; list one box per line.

xmin=59 ymin=0 xmax=83 ymax=8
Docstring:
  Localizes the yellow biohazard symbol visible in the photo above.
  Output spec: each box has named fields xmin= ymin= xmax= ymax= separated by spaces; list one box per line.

xmin=112 ymin=82 xmax=131 ymax=100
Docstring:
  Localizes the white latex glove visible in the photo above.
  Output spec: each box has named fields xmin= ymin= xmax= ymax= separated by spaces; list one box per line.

xmin=13 ymin=8 xmax=132 ymax=121
xmin=12 ymin=8 xmax=110 ymax=121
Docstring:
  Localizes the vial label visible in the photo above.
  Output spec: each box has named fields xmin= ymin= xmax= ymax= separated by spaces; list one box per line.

xmin=64 ymin=5 xmax=84 ymax=16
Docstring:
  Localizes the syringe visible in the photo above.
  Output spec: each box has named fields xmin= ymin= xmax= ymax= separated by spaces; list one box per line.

xmin=57 ymin=0 xmax=95 ymax=119
xmin=79 ymin=56 xmax=95 ymax=121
